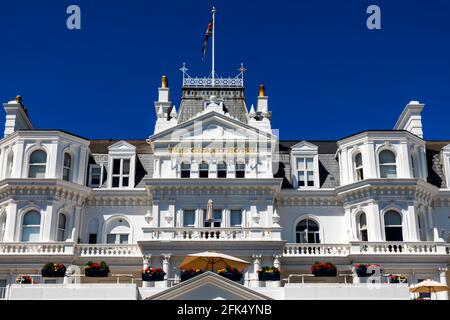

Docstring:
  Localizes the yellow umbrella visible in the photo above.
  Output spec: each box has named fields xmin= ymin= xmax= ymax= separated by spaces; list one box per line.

xmin=409 ymin=279 xmax=449 ymax=299
xmin=178 ymin=251 xmax=250 ymax=272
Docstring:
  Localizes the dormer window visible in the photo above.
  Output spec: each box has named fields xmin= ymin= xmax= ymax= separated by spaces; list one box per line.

xmin=297 ymin=157 xmax=314 ymax=187
xmin=88 ymin=164 xmax=103 ymax=187
xmin=112 ymin=158 xmax=130 ymax=188
xmin=180 ymin=162 xmax=191 ymax=178
xmin=379 ymin=150 xmax=397 ymax=178
xmin=107 ymin=141 xmax=136 ymax=189
xmin=291 ymin=141 xmax=320 ymax=189
xmin=354 ymin=152 xmax=364 ymax=181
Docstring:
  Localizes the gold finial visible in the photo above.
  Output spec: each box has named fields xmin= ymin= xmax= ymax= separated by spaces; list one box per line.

xmin=259 ymin=84 xmax=265 ymax=97
xmin=161 ymin=75 xmax=168 ymax=88
xmin=15 ymin=95 xmax=23 ymax=104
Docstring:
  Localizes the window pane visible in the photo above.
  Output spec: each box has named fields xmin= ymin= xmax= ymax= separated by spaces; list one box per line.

xmin=381 ymin=165 xmax=397 ymax=178
xmin=22 ymin=227 xmax=40 ymax=242
xmin=355 ymin=153 xmax=362 ymax=167
xmin=122 ymin=177 xmax=129 ymax=187
xmin=297 ymin=158 xmax=305 ymax=170
xmin=92 ymin=167 xmax=101 ymax=175
xmin=379 ymin=150 xmax=395 ymax=164
xmin=106 ymin=234 xmax=116 ymax=244
xmin=119 ymin=234 xmax=129 ymax=244
xmin=29 ymin=165 xmax=46 ymax=178
xmin=63 ymin=168 xmax=70 ymax=181
xmin=307 ymin=171 xmax=314 ymax=186
xmin=58 ymin=214 xmax=66 ymax=229
xmin=385 ymin=227 xmax=403 ymax=241
xmin=112 ymin=177 xmax=120 ymax=188
xmin=213 ymin=209 xmax=222 ymax=220
xmin=88 ymin=234 xmax=97 ymax=244
xmin=122 ymin=159 xmax=130 ymax=174
xmin=230 ymin=210 xmax=242 ymax=226
xmin=57 ymin=229 xmax=65 ymax=242
xmin=91 ymin=176 xmax=100 ymax=186
xmin=385 ymin=211 xmax=402 ymax=225
xmin=183 ymin=210 xmax=195 ymax=226
xmin=24 ymin=211 xmax=41 ymax=225
xmin=113 ymin=159 xmax=121 ymax=174
xmin=64 ymin=153 xmax=72 ymax=167
xmin=306 ymin=158 xmax=314 ymax=170
xmin=30 ymin=150 xmax=47 ymax=164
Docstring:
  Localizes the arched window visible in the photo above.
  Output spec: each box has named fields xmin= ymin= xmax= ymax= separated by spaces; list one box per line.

xmin=0 ymin=213 xmax=6 ymax=242
xmin=21 ymin=211 xmax=41 ymax=242
xmin=235 ymin=162 xmax=245 ymax=178
xmin=6 ymin=151 xmax=13 ymax=178
xmin=106 ymin=218 xmax=130 ymax=244
xmin=296 ymin=218 xmax=320 ymax=243
xmin=28 ymin=150 xmax=47 ymax=178
xmin=384 ymin=211 xmax=403 ymax=241
xmin=180 ymin=162 xmax=191 ymax=178
xmin=354 ymin=152 xmax=364 ymax=181
xmin=62 ymin=153 xmax=72 ymax=181
xmin=379 ymin=150 xmax=397 ymax=178
xmin=217 ymin=162 xmax=227 ymax=178
xmin=199 ymin=161 xmax=209 ymax=178
xmin=57 ymin=213 xmax=67 ymax=241
xmin=357 ymin=212 xmax=368 ymax=241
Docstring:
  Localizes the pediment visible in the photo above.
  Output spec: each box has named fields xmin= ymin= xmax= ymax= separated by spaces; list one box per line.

xmin=147 ymin=272 xmax=271 ymax=300
xmin=149 ymin=111 xmax=275 ymax=143
xmin=108 ymin=140 xmax=137 ymax=152
xmin=291 ymin=140 xmax=318 ymax=152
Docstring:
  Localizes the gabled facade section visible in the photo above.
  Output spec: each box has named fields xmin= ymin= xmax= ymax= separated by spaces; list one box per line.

xmin=107 ymin=140 xmax=137 ymax=189
xmin=290 ymin=141 xmax=320 ymax=189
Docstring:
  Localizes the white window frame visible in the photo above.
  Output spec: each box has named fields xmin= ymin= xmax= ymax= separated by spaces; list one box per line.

xmin=230 ymin=209 xmax=242 ymax=227
xmin=57 ymin=212 xmax=67 ymax=242
xmin=27 ymin=149 xmax=48 ymax=179
xmin=354 ymin=152 xmax=364 ymax=182
xmin=106 ymin=233 xmax=129 ymax=244
xmin=88 ymin=164 xmax=103 ymax=188
xmin=62 ymin=153 xmax=72 ymax=182
xmin=378 ymin=149 xmax=398 ymax=178
xmin=107 ymin=141 xmax=136 ymax=189
xmin=183 ymin=209 xmax=196 ymax=227
xmin=111 ymin=158 xmax=131 ymax=188
xmin=291 ymin=141 xmax=320 ymax=189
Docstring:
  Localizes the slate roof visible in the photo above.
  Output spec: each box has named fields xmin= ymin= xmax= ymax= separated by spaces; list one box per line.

xmin=177 ymin=88 xmax=248 ymax=124
xmin=86 ymin=139 xmax=449 ymax=190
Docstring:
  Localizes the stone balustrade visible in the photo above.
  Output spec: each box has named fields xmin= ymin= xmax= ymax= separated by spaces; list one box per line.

xmin=283 ymin=243 xmax=350 ymax=256
xmin=142 ymin=227 xmax=282 ymax=241
xmin=75 ymin=244 xmax=142 ymax=257
xmin=283 ymin=242 xmax=449 ymax=257
xmin=0 ymin=242 xmax=73 ymax=255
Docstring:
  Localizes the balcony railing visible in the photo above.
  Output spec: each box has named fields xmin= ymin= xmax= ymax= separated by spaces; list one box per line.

xmin=75 ymin=244 xmax=141 ymax=257
xmin=142 ymin=227 xmax=282 ymax=241
xmin=0 ymin=242 xmax=74 ymax=255
xmin=284 ymin=243 xmax=350 ymax=256
xmin=283 ymin=242 xmax=450 ymax=257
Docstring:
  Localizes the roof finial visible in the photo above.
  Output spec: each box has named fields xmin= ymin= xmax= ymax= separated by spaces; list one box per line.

xmin=15 ymin=95 xmax=23 ymax=104
xmin=161 ymin=75 xmax=168 ymax=88
xmin=259 ymin=84 xmax=265 ymax=97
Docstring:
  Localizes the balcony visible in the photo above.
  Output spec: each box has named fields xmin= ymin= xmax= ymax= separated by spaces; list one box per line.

xmin=142 ymin=227 xmax=282 ymax=241
xmin=283 ymin=242 xmax=450 ymax=257
xmin=0 ymin=243 xmax=141 ymax=257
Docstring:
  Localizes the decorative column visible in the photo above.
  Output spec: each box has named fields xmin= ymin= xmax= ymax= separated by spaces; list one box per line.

xmin=249 ymin=254 xmax=262 ymax=288
xmin=162 ymin=254 xmax=171 ymax=288
xmin=438 ymin=267 xmax=449 ymax=300
xmin=142 ymin=255 xmax=152 ymax=288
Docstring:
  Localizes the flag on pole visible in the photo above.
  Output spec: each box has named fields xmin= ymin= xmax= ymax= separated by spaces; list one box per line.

xmin=202 ymin=18 xmax=213 ymax=61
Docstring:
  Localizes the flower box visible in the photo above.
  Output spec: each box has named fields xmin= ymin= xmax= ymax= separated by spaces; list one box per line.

xmin=41 ymin=269 xmax=66 ymax=278
xmin=258 ymin=273 xmax=281 ymax=281
xmin=142 ymin=273 xmax=165 ymax=282
xmin=180 ymin=269 xmax=203 ymax=282
xmin=354 ymin=264 xmax=381 ymax=277
xmin=16 ymin=275 xmax=33 ymax=284
xmin=258 ymin=266 xmax=281 ymax=281
xmin=311 ymin=262 xmax=337 ymax=277
xmin=85 ymin=268 xmax=109 ymax=277
xmin=218 ymin=272 xmax=242 ymax=282
xmin=41 ymin=263 xmax=66 ymax=278
xmin=84 ymin=261 xmax=110 ymax=278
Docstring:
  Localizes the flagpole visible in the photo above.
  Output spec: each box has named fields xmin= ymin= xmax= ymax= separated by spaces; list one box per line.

xmin=211 ymin=7 xmax=216 ymax=87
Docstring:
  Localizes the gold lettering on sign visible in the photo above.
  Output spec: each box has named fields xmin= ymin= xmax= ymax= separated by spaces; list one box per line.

xmin=167 ymin=147 xmax=256 ymax=155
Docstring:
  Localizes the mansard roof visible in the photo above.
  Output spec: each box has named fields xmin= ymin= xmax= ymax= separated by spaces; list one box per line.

xmin=177 ymin=87 xmax=248 ymax=124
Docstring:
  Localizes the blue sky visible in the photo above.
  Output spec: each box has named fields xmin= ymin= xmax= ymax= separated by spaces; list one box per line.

xmin=0 ymin=0 xmax=449 ymax=141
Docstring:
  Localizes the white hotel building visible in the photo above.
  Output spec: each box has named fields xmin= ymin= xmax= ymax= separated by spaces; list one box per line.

xmin=0 ymin=67 xmax=449 ymax=300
